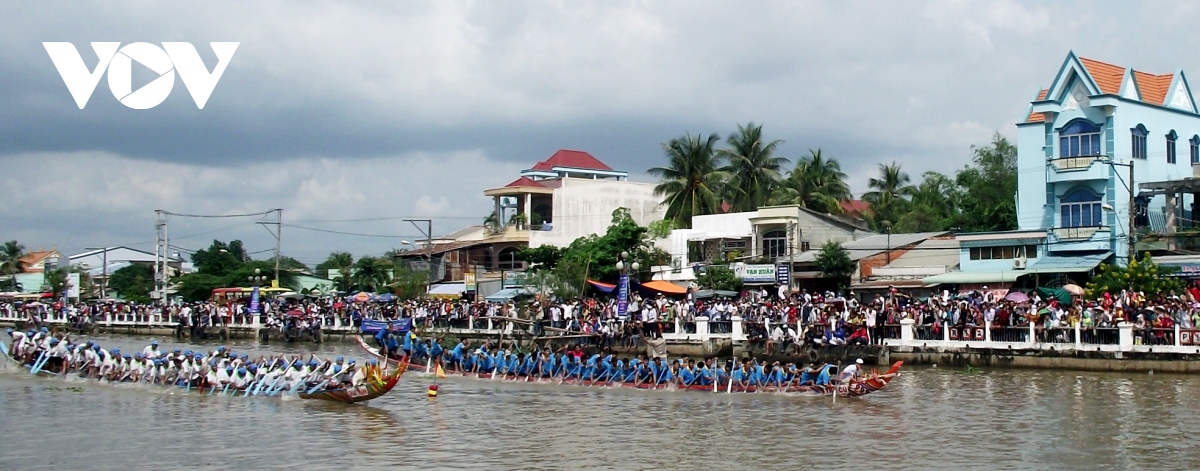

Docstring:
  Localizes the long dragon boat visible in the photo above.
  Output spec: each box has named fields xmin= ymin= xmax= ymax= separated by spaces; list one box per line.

xmin=355 ymin=336 xmax=901 ymax=397
xmin=2 ymin=340 xmax=407 ymax=404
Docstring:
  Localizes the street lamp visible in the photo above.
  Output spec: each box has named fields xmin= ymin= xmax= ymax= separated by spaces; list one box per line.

xmin=248 ymin=268 xmax=267 ymax=286
xmin=882 ymin=220 xmax=893 ymax=264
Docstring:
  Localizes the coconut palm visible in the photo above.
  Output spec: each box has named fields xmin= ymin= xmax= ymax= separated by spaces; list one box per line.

xmin=352 ymin=256 xmax=392 ymax=292
xmin=864 ymin=162 xmax=915 ymax=230
xmin=649 ymin=132 xmax=728 ymax=229
xmin=0 ymin=240 xmax=26 ymax=290
xmin=718 ymin=123 xmax=788 ymax=212
xmin=768 ymin=149 xmax=851 ymax=214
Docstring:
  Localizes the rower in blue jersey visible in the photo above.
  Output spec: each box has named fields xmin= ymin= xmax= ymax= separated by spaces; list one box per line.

xmin=401 ymin=330 xmax=414 ymax=356
xmin=677 ymin=360 xmax=696 ymax=386
xmin=816 ymin=363 xmax=835 ymax=386
xmin=751 ymin=360 xmax=767 ymax=388
xmin=506 ymin=353 xmax=520 ymax=376
xmin=613 ymin=359 xmax=626 ymax=382
xmin=768 ymin=363 xmax=786 ymax=388
xmin=798 ymin=363 xmax=820 ymax=386
xmin=449 ymin=340 xmax=467 ymax=371
xmin=731 ymin=362 xmax=752 ymax=390
xmin=428 ymin=338 xmax=444 ymax=362
xmin=696 ymin=360 xmax=713 ymax=386
xmin=657 ymin=359 xmax=674 ymax=384
xmin=539 ymin=351 xmax=555 ymax=377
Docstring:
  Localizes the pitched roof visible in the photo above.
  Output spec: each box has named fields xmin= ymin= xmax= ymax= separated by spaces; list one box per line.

xmin=18 ymin=251 xmax=54 ymax=265
xmin=1133 ymin=70 xmax=1174 ymax=106
xmin=504 ymin=176 xmax=546 ymax=188
xmin=1026 ymin=89 xmax=1049 ymax=123
xmin=1079 ymin=57 xmax=1125 ymax=95
xmin=839 ymin=199 xmax=872 ymax=217
xmin=529 ymin=150 xmax=612 ymax=172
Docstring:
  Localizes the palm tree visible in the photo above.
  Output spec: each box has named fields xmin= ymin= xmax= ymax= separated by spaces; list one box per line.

xmin=768 ymin=149 xmax=851 ymax=214
xmin=0 ymin=240 xmax=26 ymax=290
xmin=897 ymin=171 xmax=958 ymax=232
xmin=316 ymin=251 xmax=354 ymax=292
xmin=352 ymin=256 xmax=392 ymax=293
xmin=864 ymin=162 xmax=915 ymax=230
xmin=649 ymin=132 xmax=728 ymax=228
xmin=718 ymin=123 xmax=788 ymax=212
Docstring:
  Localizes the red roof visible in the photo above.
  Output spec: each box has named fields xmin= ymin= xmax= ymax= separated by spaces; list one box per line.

xmin=1026 ymin=89 xmax=1049 ymax=123
xmin=1133 ymin=70 xmax=1174 ymax=106
xmin=839 ymin=200 xmax=872 ymax=217
xmin=504 ymin=176 xmax=545 ymax=188
xmin=1079 ymin=57 xmax=1125 ymax=95
xmin=529 ymin=150 xmax=612 ymax=172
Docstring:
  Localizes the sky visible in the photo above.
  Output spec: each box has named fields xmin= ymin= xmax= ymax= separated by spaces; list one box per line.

xmin=2 ymin=0 xmax=1198 ymax=267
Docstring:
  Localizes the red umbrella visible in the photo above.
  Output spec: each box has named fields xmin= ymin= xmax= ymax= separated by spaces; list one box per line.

xmin=287 ymin=309 xmax=304 ymax=317
xmin=40 ymin=292 xmax=53 ymax=298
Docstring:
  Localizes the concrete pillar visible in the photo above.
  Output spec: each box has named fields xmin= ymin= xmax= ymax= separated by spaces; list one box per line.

xmin=469 ymin=314 xmax=476 ymax=331
xmin=696 ymin=316 xmax=710 ymax=341
xmin=943 ymin=322 xmax=950 ymax=342
xmin=1028 ymin=322 xmax=1036 ymax=346
xmin=494 ymin=196 xmax=502 ymax=228
xmin=487 ymin=317 xmax=494 ymax=331
xmin=732 ymin=316 xmax=745 ymax=342
xmin=985 ymin=321 xmax=992 ymax=342
xmin=900 ymin=318 xmax=915 ymax=343
xmin=523 ymin=194 xmax=532 ymax=229
xmin=1167 ymin=192 xmax=1177 ymax=250
xmin=1074 ymin=322 xmax=1082 ymax=349
xmin=1118 ymin=322 xmax=1134 ymax=351
xmin=1176 ymin=323 xmax=1182 ymax=347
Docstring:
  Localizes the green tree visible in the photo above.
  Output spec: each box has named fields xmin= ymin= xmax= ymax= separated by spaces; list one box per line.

xmin=175 ymin=273 xmax=225 ymax=303
xmin=864 ymin=162 xmax=914 ymax=230
xmin=814 ymin=241 xmax=855 ymax=288
xmin=769 ymin=148 xmax=851 ymax=214
xmin=277 ymin=256 xmax=309 ymax=273
xmin=352 ymin=256 xmax=392 ymax=292
xmin=1086 ymin=254 xmax=1182 ymax=298
xmin=557 ymin=207 xmax=656 ymax=287
xmin=896 ymin=171 xmax=959 ymax=232
xmin=649 ymin=132 xmax=728 ymax=228
xmin=954 ymin=132 xmax=1017 ymax=232
xmin=719 ymin=122 xmax=788 ymax=212
xmin=108 ymin=263 xmax=155 ymax=303
xmin=526 ymin=269 xmax=580 ymax=300
xmin=647 ymin=219 xmax=676 ymax=239
xmin=315 ymin=252 xmax=354 ymax=279
xmin=0 ymin=240 xmax=25 ymax=290
xmin=515 ymin=245 xmax=565 ymax=271
xmin=389 ymin=265 xmax=428 ymax=300
xmin=695 ymin=265 xmax=743 ymax=292
xmin=190 ymin=240 xmax=247 ymax=276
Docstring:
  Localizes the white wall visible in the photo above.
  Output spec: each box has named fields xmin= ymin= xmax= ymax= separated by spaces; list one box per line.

xmin=530 ymin=178 xmax=666 ymax=248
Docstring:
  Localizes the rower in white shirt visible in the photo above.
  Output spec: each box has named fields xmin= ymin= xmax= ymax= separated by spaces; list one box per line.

xmin=141 ymin=340 xmax=162 ymax=360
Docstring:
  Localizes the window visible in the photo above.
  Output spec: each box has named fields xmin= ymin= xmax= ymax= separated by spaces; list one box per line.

xmin=1131 ymin=124 xmax=1148 ymax=159
xmin=1191 ymin=135 xmax=1199 ymax=164
xmin=800 ymin=241 xmax=811 ymax=252
xmin=497 ymin=247 xmax=520 ymax=270
xmin=1058 ymin=120 xmax=1101 ymax=158
xmin=1167 ymin=130 xmax=1178 ymax=164
xmin=1059 ymin=189 xmax=1103 ymax=228
xmin=968 ymin=245 xmax=1038 ymax=261
xmin=761 ymin=229 xmax=787 ymax=259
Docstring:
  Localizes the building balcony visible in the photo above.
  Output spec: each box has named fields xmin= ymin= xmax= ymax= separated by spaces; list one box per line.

xmin=1047 ymin=226 xmax=1112 ymax=253
xmin=1047 ymin=156 xmax=1109 ymax=183
xmin=483 ymin=225 xmax=530 ymax=243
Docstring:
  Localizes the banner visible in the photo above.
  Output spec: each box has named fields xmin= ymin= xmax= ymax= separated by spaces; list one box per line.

xmin=249 ymin=285 xmax=261 ymax=314
xmin=775 ymin=263 xmax=790 ymax=285
xmin=464 ymin=272 xmax=476 ymax=292
xmin=734 ymin=264 xmax=776 ymax=283
xmin=617 ymin=273 xmax=629 ymax=319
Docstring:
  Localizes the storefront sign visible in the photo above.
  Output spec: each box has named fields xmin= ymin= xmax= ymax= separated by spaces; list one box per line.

xmin=735 ymin=264 xmax=776 ymax=283
xmin=775 ymin=264 xmax=790 ymax=285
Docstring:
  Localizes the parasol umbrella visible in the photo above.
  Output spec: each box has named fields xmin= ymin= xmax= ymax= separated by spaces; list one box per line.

xmin=1005 ymin=291 xmax=1030 ymax=303
xmin=287 ymin=309 xmax=304 ymax=317
xmin=1062 ymin=284 xmax=1086 ymax=296
xmin=375 ymin=293 xmax=396 ymax=303
xmin=353 ymin=292 xmax=372 ymax=303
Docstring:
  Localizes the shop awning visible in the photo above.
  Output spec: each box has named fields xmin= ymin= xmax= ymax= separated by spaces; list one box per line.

xmin=587 ymin=279 xmax=617 ymax=293
xmin=1024 ymin=253 xmax=1111 ymax=274
xmin=427 ymin=282 xmax=465 ymax=299
xmin=921 ymin=271 xmax=1026 ymax=285
xmin=485 ymin=288 xmax=529 ymax=302
xmin=637 ymin=280 xmax=688 ymax=297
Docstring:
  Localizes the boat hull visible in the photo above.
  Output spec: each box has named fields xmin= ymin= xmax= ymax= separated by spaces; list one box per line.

xmin=354 ymin=336 xmax=901 ymax=397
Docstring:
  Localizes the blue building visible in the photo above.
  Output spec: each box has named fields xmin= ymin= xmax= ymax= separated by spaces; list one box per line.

xmin=1016 ymin=52 xmax=1198 ymax=266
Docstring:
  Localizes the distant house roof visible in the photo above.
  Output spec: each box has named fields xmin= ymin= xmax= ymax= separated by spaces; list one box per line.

xmin=529 ymin=150 xmax=613 ymax=172
xmin=1026 ymin=89 xmax=1050 ymax=123
xmin=504 ymin=176 xmax=546 ymax=188
xmin=793 ymin=231 xmax=950 ymax=264
xmin=839 ymin=200 xmax=872 ymax=219
xmin=17 ymin=250 xmax=63 ymax=273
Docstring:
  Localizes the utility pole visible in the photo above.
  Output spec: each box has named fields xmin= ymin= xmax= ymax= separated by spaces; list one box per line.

xmin=255 ymin=209 xmax=284 ymax=287
xmin=405 ymin=218 xmax=434 ymax=288
xmin=786 ymin=219 xmax=795 ymax=294
xmin=1128 ymin=160 xmax=1135 ymax=264
xmin=85 ymin=247 xmax=109 ymax=298
xmin=154 ymin=210 xmax=168 ymax=302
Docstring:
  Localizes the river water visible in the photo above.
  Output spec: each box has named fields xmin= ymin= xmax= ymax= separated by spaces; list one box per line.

xmin=2 ymin=335 xmax=1199 ymax=470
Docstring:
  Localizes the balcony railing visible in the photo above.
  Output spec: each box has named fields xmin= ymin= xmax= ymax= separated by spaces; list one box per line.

xmin=1053 ymin=226 xmax=1102 ymax=240
xmin=1050 ymin=156 xmax=1098 ymax=171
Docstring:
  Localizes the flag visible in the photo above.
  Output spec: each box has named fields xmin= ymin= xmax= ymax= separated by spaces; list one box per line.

xmin=435 ymin=363 xmax=446 ymax=378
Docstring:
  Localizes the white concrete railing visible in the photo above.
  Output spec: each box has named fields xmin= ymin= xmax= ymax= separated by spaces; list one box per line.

xmin=886 ymin=318 xmax=1200 ymax=354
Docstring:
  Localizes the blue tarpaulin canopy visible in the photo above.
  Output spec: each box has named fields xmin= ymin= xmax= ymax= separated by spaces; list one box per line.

xmin=485 ymin=288 xmax=529 ymax=302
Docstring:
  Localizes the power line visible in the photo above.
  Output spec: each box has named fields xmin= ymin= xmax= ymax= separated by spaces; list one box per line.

xmin=159 ymin=209 xmax=279 ymax=219
xmin=282 ymin=224 xmax=421 ymax=239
